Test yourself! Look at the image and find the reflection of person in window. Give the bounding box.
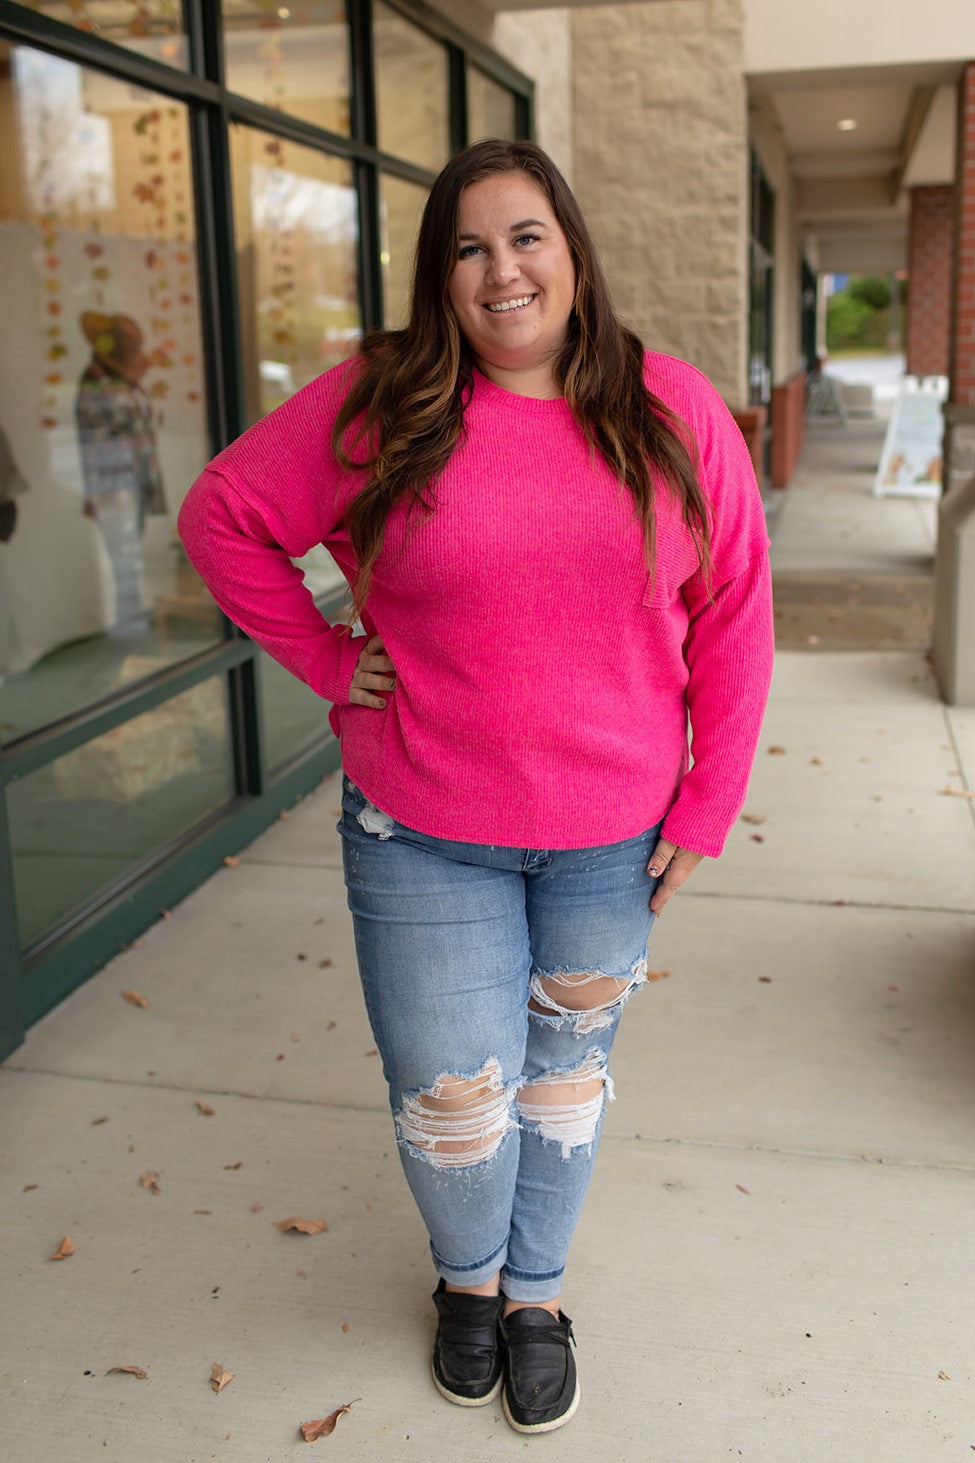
[0,422,29,544]
[75,312,166,627]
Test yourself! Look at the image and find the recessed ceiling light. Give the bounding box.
[837,118,858,131]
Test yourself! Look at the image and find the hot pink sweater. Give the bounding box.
[178,352,773,856]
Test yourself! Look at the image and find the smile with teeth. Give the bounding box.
[485,294,536,313]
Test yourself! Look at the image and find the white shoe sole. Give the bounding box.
[502,1377,581,1433]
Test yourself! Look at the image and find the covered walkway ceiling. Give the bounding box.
[473,0,961,278]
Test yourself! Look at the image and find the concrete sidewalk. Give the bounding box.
[2,421,975,1461]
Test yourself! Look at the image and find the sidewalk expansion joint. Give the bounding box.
[682,890,975,917]
[601,1129,975,1176]
[0,1065,389,1115]
[941,705,975,835]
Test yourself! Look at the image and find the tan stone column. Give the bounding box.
[569,0,748,407]
[933,62,975,705]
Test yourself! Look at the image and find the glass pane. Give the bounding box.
[258,649,334,770]
[16,1,187,69]
[379,174,427,330]
[374,2,449,172]
[0,45,220,742]
[8,676,233,947]
[229,124,360,601]
[223,1,350,135]
[467,68,517,143]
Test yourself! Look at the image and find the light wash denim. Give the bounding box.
[338,775,662,1303]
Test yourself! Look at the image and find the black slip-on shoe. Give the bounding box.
[431,1279,504,1406]
[500,1305,580,1433]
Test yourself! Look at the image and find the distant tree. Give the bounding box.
[846,275,892,310]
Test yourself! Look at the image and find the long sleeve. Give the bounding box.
[178,465,363,706]
[176,368,366,707]
[658,549,774,856]
[653,361,775,857]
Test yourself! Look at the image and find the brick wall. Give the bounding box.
[906,185,953,378]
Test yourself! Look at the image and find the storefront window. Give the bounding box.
[0,43,219,742]
[8,674,233,947]
[373,2,448,172]
[468,67,517,142]
[379,173,427,329]
[229,123,359,610]
[223,0,350,135]
[14,1,187,69]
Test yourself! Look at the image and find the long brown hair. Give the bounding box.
[333,139,710,615]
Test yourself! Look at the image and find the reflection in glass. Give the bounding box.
[230,127,359,604]
[14,0,187,69]
[379,174,428,330]
[8,676,233,947]
[258,648,335,771]
[468,68,517,143]
[0,43,219,741]
[374,2,449,172]
[223,0,350,135]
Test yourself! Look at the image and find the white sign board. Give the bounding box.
[874,377,947,500]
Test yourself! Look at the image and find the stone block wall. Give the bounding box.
[570,0,749,405]
[906,185,953,379]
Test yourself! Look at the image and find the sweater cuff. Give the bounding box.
[330,631,368,707]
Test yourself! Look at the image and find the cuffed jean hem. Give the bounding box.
[431,1237,508,1289]
[500,1267,566,1304]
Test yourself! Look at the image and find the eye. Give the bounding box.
[514,233,540,247]
[457,243,482,260]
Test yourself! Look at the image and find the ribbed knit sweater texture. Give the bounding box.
[178,352,773,856]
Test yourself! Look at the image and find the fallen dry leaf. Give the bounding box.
[278,809,290,820]
[139,1171,161,1195]
[196,1100,216,1116]
[939,1370,951,1381]
[160,908,172,919]
[106,1365,147,1379]
[224,1161,242,1171]
[251,1203,263,1213]
[92,1116,109,1125]
[222,855,240,867]
[23,1183,38,1192]
[767,745,787,756]
[758,976,772,983]
[740,814,766,825]
[810,756,824,766]
[194,1209,212,1215]
[210,1364,234,1393]
[319,957,333,969]
[341,1322,350,1333]
[749,834,764,843]
[49,1235,75,1260]
[645,969,671,981]
[122,989,149,1008]
[299,1400,360,1441]
[275,1217,328,1235]
[364,1048,378,1057]
[325,1020,337,1032]
[940,786,975,799]
[736,1184,750,1195]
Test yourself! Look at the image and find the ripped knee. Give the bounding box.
[517,1053,613,1158]
[395,1059,515,1169]
[528,955,648,1032]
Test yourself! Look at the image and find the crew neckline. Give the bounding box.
[470,366,572,415]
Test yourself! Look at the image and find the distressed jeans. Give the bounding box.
[338,775,662,1303]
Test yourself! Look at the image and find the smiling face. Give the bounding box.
[446,171,576,396]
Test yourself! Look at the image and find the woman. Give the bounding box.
[179,139,773,1435]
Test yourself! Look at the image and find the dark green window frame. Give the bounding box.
[0,0,532,1059]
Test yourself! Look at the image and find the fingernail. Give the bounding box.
[648,865,660,876]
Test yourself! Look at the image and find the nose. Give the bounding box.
[485,246,520,288]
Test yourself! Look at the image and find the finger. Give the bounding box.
[649,849,704,914]
[647,838,676,877]
[354,667,396,692]
[349,685,388,709]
